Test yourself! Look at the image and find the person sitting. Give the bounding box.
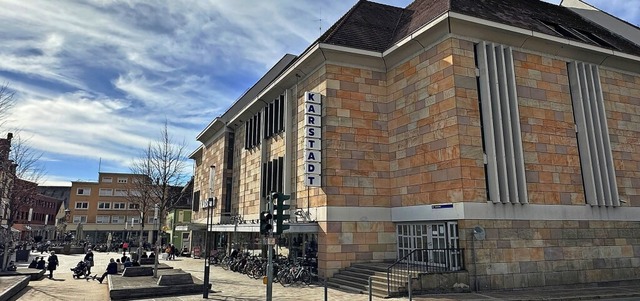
[140,252,148,259]
[148,251,155,259]
[123,257,133,268]
[115,259,123,273]
[92,258,117,284]
[132,259,141,267]
[28,257,38,268]
[120,255,128,263]
[36,257,46,269]
[7,261,17,271]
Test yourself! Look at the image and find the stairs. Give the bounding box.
[327,262,414,298]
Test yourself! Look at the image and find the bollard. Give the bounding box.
[368,276,372,301]
[324,277,328,301]
[408,272,412,301]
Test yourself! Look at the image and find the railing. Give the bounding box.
[386,248,465,296]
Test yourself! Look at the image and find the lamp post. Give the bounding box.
[153,204,159,278]
[64,209,70,243]
[203,197,214,298]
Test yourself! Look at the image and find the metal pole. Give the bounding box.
[324,277,328,301]
[266,200,274,301]
[408,272,412,301]
[266,242,273,301]
[203,202,212,298]
[368,276,372,301]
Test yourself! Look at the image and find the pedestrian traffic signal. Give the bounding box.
[272,192,290,235]
[260,211,273,235]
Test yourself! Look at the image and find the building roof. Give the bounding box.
[318,0,640,56]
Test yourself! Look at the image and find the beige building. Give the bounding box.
[68,172,158,246]
[190,0,640,295]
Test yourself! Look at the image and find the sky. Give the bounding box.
[0,0,637,187]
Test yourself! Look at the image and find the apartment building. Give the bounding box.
[190,0,640,292]
[68,172,159,245]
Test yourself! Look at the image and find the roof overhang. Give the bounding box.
[188,145,203,161]
[444,11,640,73]
[207,222,318,233]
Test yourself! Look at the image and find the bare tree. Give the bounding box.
[0,133,46,270]
[129,122,189,277]
[0,83,16,130]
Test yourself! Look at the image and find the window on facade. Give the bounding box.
[264,94,285,139]
[192,190,200,212]
[147,216,156,224]
[224,177,233,213]
[114,189,128,196]
[76,188,91,196]
[113,202,126,209]
[244,111,261,149]
[72,215,87,223]
[98,202,111,209]
[475,41,528,204]
[99,188,113,196]
[111,215,125,224]
[261,157,284,197]
[129,217,141,224]
[102,177,113,183]
[75,202,89,209]
[226,132,235,168]
[129,189,142,197]
[567,61,620,207]
[96,215,110,224]
[128,203,140,210]
[117,177,128,183]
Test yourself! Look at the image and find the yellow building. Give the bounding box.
[68,172,158,247]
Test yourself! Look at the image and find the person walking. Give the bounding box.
[47,251,59,279]
[84,248,94,274]
[92,258,117,284]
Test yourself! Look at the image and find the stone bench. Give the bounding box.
[157,273,194,286]
[121,266,153,277]
[139,258,155,265]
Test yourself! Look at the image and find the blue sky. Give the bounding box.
[0,0,637,186]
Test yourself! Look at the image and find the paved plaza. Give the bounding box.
[7,250,640,301]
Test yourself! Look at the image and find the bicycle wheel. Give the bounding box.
[300,269,311,285]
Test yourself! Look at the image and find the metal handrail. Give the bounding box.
[386,248,465,296]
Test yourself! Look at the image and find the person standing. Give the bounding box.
[84,248,94,274]
[122,241,129,254]
[47,251,59,279]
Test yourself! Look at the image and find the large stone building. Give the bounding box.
[68,172,159,245]
[190,0,640,293]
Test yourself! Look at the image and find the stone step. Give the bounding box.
[327,277,390,298]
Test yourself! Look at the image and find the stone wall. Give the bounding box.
[460,220,640,290]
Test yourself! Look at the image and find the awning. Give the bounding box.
[208,222,318,233]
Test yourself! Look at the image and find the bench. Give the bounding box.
[139,258,155,265]
[121,266,153,277]
[156,273,194,286]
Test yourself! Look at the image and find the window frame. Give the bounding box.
[75,202,89,210]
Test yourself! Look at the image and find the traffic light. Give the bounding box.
[272,192,290,235]
[260,211,273,235]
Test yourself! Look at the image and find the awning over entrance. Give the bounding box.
[174,223,206,231]
[207,222,319,233]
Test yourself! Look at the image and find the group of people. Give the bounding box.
[27,251,59,279]
[164,244,177,260]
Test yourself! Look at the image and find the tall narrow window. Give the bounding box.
[567,62,619,207]
[476,41,528,204]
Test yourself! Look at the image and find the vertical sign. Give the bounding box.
[304,92,322,187]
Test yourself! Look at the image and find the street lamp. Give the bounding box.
[203,197,214,298]
[64,209,70,243]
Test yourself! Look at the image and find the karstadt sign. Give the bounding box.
[304,92,321,187]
